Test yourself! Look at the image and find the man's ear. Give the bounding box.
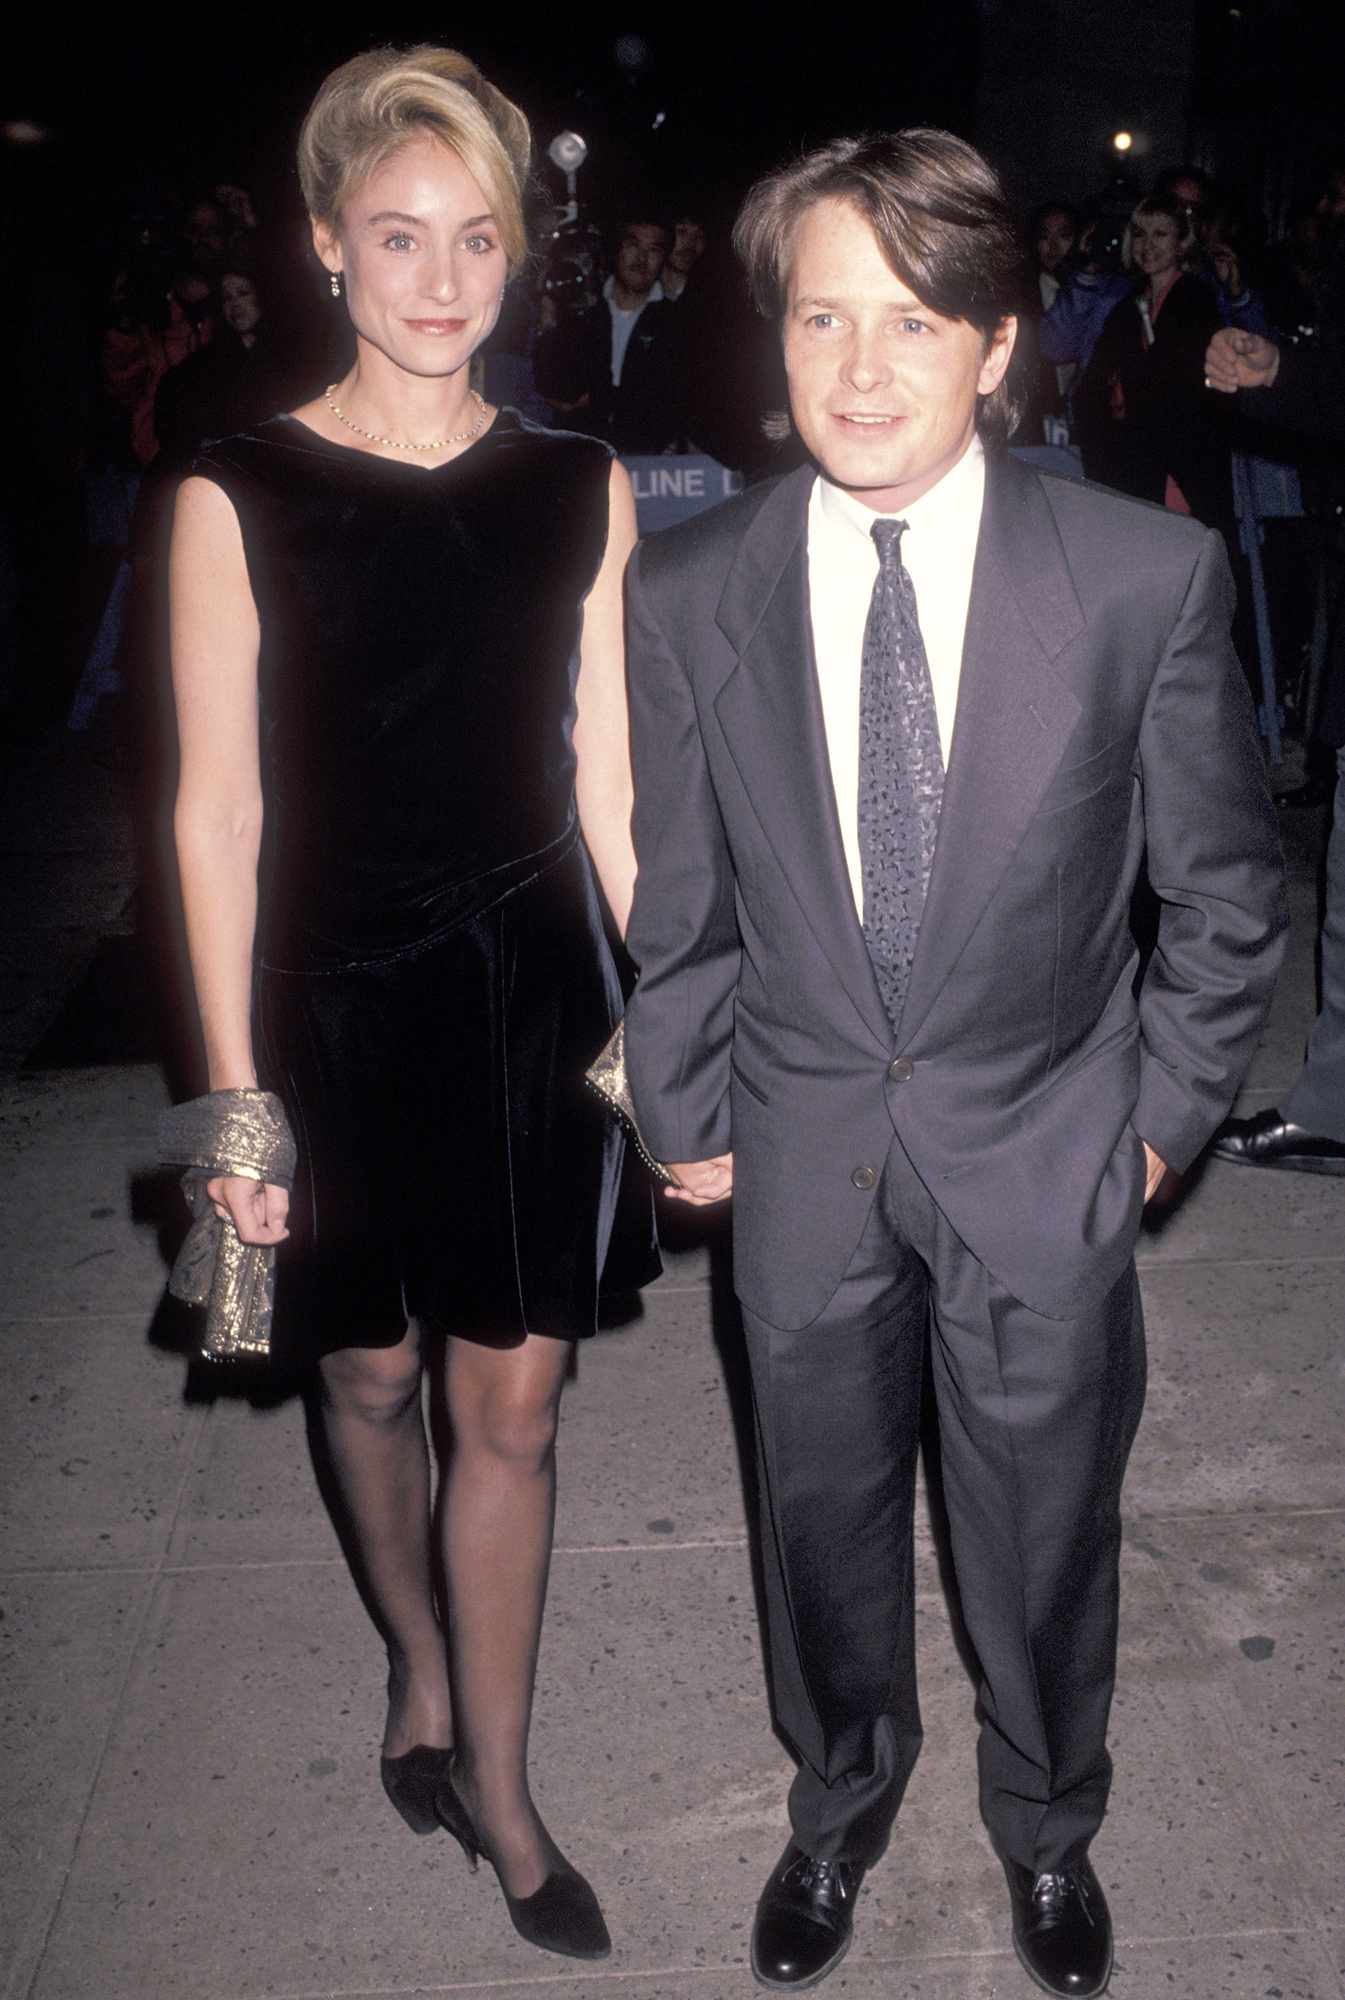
[978,315,1018,396]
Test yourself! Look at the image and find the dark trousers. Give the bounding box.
[741,1135,1146,1873]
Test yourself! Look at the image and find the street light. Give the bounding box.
[548,130,588,226]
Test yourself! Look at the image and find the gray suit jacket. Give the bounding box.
[622,451,1287,1327]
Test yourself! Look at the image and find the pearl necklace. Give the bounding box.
[322,385,489,452]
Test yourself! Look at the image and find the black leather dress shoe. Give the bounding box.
[1004,1858,1113,1998]
[1211,1108,1345,1176]
[751,1840,864,1990]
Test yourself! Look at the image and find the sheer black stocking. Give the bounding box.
[317,1326,453,1756]
[440,1331,573,1900]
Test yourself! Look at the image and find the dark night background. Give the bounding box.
[4,14,982,234]
[6,5,1343,257]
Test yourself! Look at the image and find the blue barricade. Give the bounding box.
[622,455,744,535]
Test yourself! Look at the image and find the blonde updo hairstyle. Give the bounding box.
[298,45,532,272]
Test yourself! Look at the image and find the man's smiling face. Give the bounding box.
[782,196,1015,513]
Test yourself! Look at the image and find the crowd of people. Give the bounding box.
[72,154,1345,480]
[1023,162,1344,516]
[22,134,1342,751]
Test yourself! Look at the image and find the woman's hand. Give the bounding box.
[206,1174,290,1244]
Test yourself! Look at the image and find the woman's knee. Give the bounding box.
[456,1379,562,1470]
[321,1338,422,1423]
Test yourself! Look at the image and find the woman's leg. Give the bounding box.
[318,1324,453,1755]
[440,1331,573,1898]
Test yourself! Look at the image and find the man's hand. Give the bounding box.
[664,1154,734,1205]
[1142,1143,1168,1205]
[206,1173,290,1245]
[1204,326,1280,395]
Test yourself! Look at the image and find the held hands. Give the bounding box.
[665,1147,1163,1207]
[664,1153,734,1206]
[206,1173,290,1245]
[1204,326,1281,395]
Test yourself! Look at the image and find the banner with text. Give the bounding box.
[621,455,745,536]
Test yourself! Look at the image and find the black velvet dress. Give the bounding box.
[190,409,657,1366]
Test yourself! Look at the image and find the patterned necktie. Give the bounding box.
[858,517,945,1032]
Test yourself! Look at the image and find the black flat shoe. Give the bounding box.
[1004,1857,1113,1999]
[1210,1108,1345,1176]
[435,1770,611,1961]
[751,1840,864,1991]
[380,1744,457,1835]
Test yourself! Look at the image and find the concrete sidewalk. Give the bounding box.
[1,720,1342,2000]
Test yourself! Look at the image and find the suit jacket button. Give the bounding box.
[851,1164,877,1190]
[888,1056,915,1083]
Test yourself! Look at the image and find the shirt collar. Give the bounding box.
[815,434,985,549]
[603,275,664,309]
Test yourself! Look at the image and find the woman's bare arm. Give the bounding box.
[573,458,640,937]
[170,473,288,1242]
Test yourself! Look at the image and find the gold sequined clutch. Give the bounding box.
[585,1021,677,1185]
[159,1089,297,1362]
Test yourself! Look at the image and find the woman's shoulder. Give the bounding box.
[188,415,308,485]
[491,408,615,470]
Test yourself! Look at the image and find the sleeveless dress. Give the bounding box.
[190,409,657,1366]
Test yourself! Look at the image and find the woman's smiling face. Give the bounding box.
[315,133,507,379]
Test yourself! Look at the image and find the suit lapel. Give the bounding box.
[708,453,1087,1053]
[713,468,892,1048]
[897,453,1085,1042]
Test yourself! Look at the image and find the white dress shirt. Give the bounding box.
[807,436,986,919]
[604,275,664,386]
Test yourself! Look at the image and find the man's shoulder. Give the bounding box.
[639,295,680,326]
[633,465,808,590]
[1029,462,1212,571]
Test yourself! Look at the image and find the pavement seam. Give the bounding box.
[7,1399,213,2000]
[0,1537,755,1582]
[1131,1503,1345,1523]
[0,1311,172,1325]
[13,1505,1345,1580]
[1136,1252,1345,1268]
[172,1925,1334,1999]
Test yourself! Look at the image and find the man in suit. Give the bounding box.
[621,132,1286,1996]
[535,211,687,452]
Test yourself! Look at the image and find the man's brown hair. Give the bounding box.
[733,128,1026,445]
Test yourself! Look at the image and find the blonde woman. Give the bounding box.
[170,45,653,1962]
[1075,192,1227,525]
